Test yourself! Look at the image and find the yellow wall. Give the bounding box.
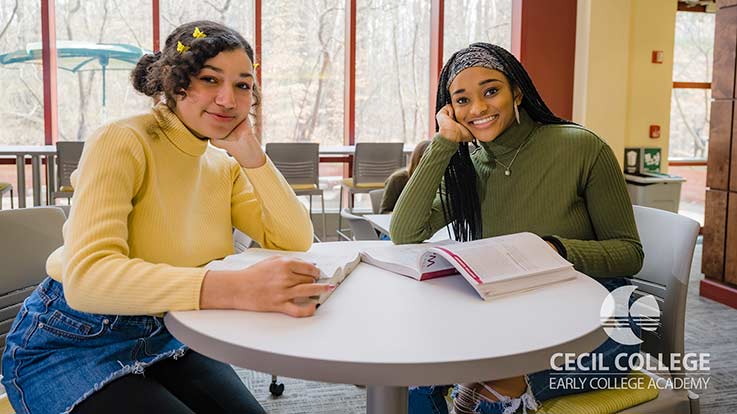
[573,0,677,172]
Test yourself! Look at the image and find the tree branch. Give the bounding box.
[0,0,19,41]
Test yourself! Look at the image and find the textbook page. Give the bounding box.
[206,247,361,304]
[427,232,572,285]
[360,240,458,280]
[207,248,360,281]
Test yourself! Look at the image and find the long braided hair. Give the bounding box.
[436,43,571,241]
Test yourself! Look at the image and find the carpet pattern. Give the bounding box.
[235,240,737,413]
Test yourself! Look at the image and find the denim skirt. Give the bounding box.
[1,277,188,414]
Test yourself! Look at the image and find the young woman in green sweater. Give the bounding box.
[391,43,643,414]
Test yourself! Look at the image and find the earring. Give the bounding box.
[514,103,520,124]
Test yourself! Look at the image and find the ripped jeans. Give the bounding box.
[1,277,240,414]
[408,277,640,414]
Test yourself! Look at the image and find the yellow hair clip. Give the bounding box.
[176,41,190,54]
[193,27,207,39]
[253,63,260,69]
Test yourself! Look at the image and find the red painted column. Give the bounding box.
[344,0,356,146]
[428,0,444,136]
[254,0,262,86]
[152,0,160,52]
[41,0,58,145]
[253,0,263,142]
[511,0,577,120]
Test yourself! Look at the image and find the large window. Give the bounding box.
[444,0,512,62]
[669,9,714,225]
[0,1,44,146]
[438,0,513,138]
[669,10,714,160]
[55,0,153,142]
[160,1,254,47]
[355,0,430,144]
[260,0,344,145]
[0,1,42,206]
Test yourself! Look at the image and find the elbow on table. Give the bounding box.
[389,226,425,245]
[61,257,113,314]
[264,230,313,252]
[606,241,645,278]
[60,276,101,314]
[291,232,313,252]
[628,242,645,277]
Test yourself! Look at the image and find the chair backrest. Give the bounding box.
[340,208,379,240]
[353,143,404,186]
[265,143,320,187]
[0,207,66,354]
[369,189,384,214]
[56,141,85,188]
[628,205,700,374]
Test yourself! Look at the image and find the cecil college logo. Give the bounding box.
[600,286,660,345]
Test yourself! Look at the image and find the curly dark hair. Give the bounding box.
[131,20,259,109]
[436,43,572,242]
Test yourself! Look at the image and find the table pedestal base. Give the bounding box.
[367,385,408,414]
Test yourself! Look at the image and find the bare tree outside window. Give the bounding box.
[444,0,512,62]
[261,0,344,145]
[54,0,153,142]
[669,11,714,160]
[0,0,43,146]
[355,0,430,144]
[160,0,254,47]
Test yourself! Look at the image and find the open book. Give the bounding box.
[360,232,576,300]
[206,243,362,305]
[206,232,575,304]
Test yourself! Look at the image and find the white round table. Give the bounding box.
[165,241,609,414]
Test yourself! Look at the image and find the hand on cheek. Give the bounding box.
[210,116,266,168]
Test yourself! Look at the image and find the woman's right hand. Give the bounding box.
[436,104,473,143]
[199,256,334,317]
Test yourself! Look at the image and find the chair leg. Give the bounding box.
[337,185,344,239]
[308,195,317,241]
[337,188,358,241]
[320,194,326,241]
[269,375,284,397]
[688,391,700,414]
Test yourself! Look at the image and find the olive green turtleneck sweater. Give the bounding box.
[390,110,643,278]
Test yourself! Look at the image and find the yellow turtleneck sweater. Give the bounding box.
[45,104,313,315]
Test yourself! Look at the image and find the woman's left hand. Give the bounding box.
[210,115,266,168]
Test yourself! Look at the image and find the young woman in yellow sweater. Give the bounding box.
[1,21,331,414]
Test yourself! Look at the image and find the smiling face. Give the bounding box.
[173,49,255,139]
[449,67,521,142]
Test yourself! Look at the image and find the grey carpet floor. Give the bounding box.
[235,239,737,413]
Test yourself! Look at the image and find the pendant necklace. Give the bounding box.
[493,134,533,176]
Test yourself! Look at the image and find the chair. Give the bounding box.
[337,143,403,240]
[623,205,701,413]
[0,207,65,413]
[55,204,71,219]
[540,206,700,414]
[52,141,84,204]
[265,143,326,241]
[0,182,12,210]
[368,189,384,214]
[339,208,379,241]
[0,207,66,409]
